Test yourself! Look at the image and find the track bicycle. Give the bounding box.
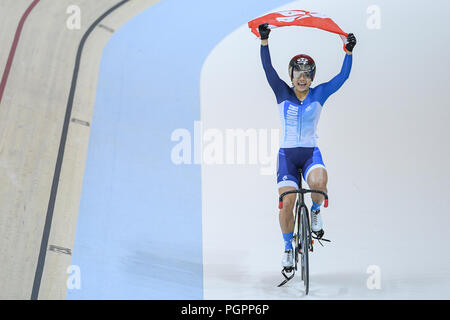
[277,168,329,295]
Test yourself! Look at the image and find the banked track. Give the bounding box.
[0,0,158,300]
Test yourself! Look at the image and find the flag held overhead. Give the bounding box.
[248,10,349,50]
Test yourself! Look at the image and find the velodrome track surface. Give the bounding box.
[1,0,450,300]
[0,0,158,299]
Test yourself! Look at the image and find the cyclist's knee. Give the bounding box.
[279,194,296,213]
[307,169,327,189]
[309,180,326,190]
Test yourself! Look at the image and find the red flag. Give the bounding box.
[248,10,349,49]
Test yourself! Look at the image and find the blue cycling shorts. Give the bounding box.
[276,147,325,189]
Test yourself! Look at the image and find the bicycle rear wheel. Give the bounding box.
[301,206,309,294]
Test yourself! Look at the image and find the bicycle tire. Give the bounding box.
[301,206,309,294]
[294,201,300,272]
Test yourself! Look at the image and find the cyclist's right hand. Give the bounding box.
[258,23,271,40]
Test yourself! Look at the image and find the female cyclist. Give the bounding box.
[258,23,357,268]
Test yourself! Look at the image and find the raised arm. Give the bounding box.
[315,33,357,105]
[259,24,290,104]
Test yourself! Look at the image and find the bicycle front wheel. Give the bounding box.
[301,206,310,295]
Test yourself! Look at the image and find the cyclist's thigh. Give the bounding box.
[302,147,326,183]
[277,148,300,189]
[277,148,299,208]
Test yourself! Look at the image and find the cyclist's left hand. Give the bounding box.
[345,33,357,52]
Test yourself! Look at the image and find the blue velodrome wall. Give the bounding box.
[67,0,281,299]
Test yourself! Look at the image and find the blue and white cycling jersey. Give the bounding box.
[260,44,352,148]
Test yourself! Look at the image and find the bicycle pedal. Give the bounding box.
[278,266,296,287]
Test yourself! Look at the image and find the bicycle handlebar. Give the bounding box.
[278,189,328,210]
